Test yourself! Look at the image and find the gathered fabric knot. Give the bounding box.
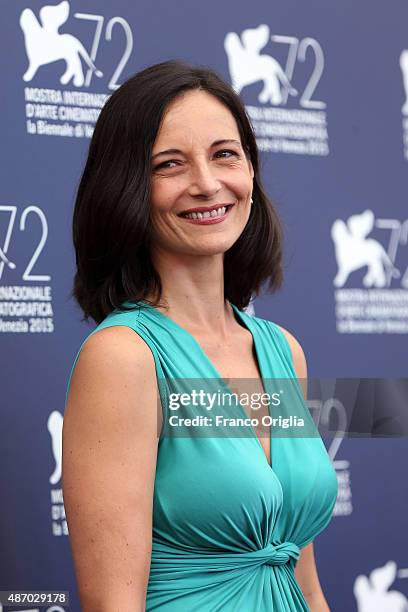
[261,541,301,566]
[229,540,300,569]
[148,539,303,598]
[149,539,301,591]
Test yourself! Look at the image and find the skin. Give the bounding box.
[148,88,254,315]
[148,91,330,609]
[62,89,330,611]
[281,329,331,611]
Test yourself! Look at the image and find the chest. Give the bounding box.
[191,326,271,462]
[194,326,262,381]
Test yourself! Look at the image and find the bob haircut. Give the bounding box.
[71,59,284,325]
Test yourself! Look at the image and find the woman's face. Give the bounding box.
[149,89,254,257]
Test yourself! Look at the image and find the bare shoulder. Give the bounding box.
[274,323,308,380]
[65,324,160,439]
[76,324,156,375]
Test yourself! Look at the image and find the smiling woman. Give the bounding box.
[63,59,337,612]
[69,60,283,324]
[148,88,255,266]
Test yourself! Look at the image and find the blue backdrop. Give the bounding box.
[1,1,407,610]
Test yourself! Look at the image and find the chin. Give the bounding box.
[188,236,240,256]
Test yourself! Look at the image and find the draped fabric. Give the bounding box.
[66,300,338,611]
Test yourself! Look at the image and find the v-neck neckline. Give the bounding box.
[136,299,273,470]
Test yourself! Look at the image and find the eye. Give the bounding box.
[154,159,179,170]
[215,149,239,159]
[153,149,239,171]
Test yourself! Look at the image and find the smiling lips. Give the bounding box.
[178,203,235,224]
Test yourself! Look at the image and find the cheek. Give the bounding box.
[150,179,183,213]
[229,169,252,195]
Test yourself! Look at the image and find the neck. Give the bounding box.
[144,249,236,336]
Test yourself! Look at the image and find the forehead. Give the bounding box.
[154,90,240,144]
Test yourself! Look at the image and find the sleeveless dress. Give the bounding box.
[65,300,338,611]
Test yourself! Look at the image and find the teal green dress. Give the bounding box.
[65,300,338,611]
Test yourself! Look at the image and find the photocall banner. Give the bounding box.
[1,1,407,610]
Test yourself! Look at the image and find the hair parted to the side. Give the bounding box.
[71,59,284,325]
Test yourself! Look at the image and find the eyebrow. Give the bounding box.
[151,139,242,160]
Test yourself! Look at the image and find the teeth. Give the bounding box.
[184,206,227,220]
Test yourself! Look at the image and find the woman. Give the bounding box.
[62,60,338,611]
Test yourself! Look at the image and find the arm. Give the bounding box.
[294,543,330,612]
[276,325,331,612]
[62,326,159,612]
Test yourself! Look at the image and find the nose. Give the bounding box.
[187,159,222,199]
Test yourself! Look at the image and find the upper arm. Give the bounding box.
[275,331,329,602]
[275,324,308,399]
[62,326,159,611]
[294,542,324,598]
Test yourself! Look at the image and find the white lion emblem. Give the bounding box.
[331,209,400,288]
[224,24,297,105]
[20,0,103,87]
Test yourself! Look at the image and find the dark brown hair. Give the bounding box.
[71,59,284,324]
